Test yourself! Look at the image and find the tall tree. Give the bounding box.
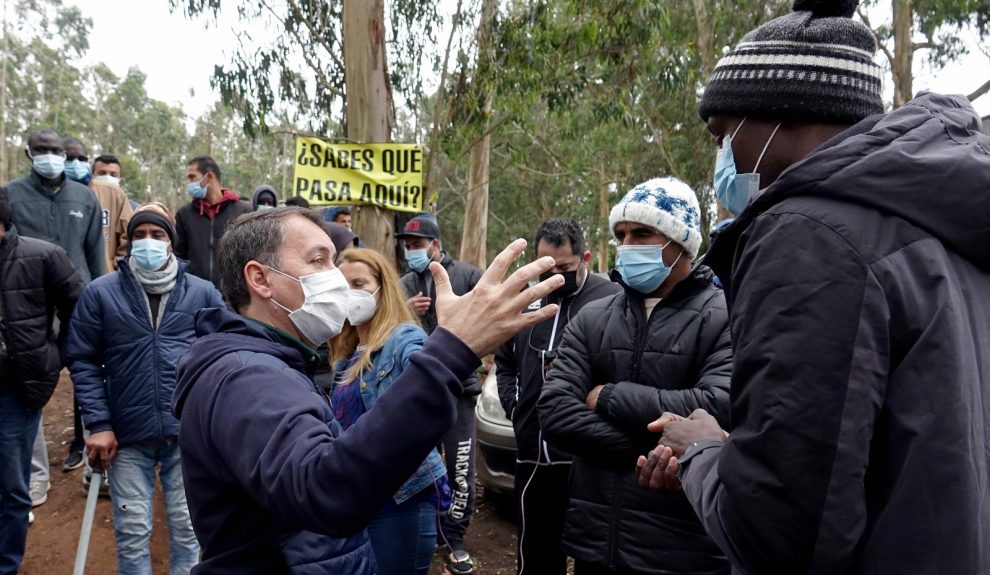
[458,0,498,269]
[343,0,397,263]
[859,0,990,107]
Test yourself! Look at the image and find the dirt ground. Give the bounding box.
[20,373,520,574]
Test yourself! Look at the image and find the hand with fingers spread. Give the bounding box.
[431,238,563,357]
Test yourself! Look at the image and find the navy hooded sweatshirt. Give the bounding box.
[171,307,479,574]
[682,92,990,574]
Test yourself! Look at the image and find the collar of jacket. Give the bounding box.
[246,318,322,373]
[28,169,64,195]
[195,188,239,219]
[609,266,713,305]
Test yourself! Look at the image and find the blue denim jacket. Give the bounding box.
[336,322,447,504]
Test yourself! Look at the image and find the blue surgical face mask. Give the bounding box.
[30,152,66,179]
[186,176,207,199]
[405,246,433,273]
[713,118,781,216]
[130,238,171,271]
[64,160,91,183]
[616,241,683,294]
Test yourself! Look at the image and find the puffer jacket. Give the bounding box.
[401,252,483,394]
[174,190,251,288]
[333,322,447,504]
[0,225,84,409]
[538,265,732,574]
[680,92,990,575]
[172,307,478,573]
[65,258,224,446]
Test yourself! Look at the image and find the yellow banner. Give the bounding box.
[292,138,425,213]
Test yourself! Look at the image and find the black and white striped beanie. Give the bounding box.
[699,0,883,124]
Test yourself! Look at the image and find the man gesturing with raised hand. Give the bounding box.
[171,207,562,575]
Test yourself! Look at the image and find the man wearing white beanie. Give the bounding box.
[538,177,733,574]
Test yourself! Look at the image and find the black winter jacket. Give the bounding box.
[6,170,104,283]
[401,253,483,394]
[680,92,990,575]
[0,225,84,409]
[174,193,251,288]
[495,272,620,462]
[538,266,732,574]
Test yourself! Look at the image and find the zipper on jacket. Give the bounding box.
[607,473,621,569]
[208,218,214,283]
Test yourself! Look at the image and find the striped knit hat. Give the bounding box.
[609,177,702,259]
[699,0,883,124]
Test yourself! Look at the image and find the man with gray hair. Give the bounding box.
[171,207,564,573]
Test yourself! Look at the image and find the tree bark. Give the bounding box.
[0,0,8,180]
[343,0,395,265]
[458,0,498,269]
[892,0,914,108]
[597,175,609,274]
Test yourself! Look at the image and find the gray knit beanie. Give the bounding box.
[699,0,884,124]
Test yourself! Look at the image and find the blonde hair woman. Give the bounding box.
[329,248,447,575]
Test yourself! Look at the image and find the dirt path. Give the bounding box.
[21,373,519,574]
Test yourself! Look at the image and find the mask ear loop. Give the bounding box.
[752,123,782,174]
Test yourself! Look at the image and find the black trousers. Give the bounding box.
[438,394,477,546]
[514,461,570,575]
[574,561,645,575]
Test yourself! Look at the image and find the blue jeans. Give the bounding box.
[108,439,199,575]
[367,496,437,575]
[0,386,41,575]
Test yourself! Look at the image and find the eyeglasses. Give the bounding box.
[66,155,89,163]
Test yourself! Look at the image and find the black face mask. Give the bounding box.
[541,269,580,301]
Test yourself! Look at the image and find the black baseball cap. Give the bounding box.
[396,213,441,240]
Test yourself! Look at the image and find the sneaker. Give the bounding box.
[29,481,48,507]
[28,511,35,525]
[443,544,474,575]
[63,447,84,471]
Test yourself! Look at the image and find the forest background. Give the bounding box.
[2,0,988,270]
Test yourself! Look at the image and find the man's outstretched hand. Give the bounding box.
[432,238,562,357]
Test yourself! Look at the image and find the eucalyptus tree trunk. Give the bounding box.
[343,0,396,265]
[459,0,498,269]
[892,0,914,108]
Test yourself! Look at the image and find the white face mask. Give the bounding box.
[94,174,121,187]
[269,266,350,345]
[347,287,380,326]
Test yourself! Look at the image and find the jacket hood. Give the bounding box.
[724,92,990,271]
[252,185,278,210]
[171,307,307,418]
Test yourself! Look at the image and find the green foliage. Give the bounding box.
[432,0,789,264]
[170,0,444,137]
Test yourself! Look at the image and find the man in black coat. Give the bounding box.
[496,218,619,574]
[0,187,84,572]
[538,178,732,575]
[638,3,990,574]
